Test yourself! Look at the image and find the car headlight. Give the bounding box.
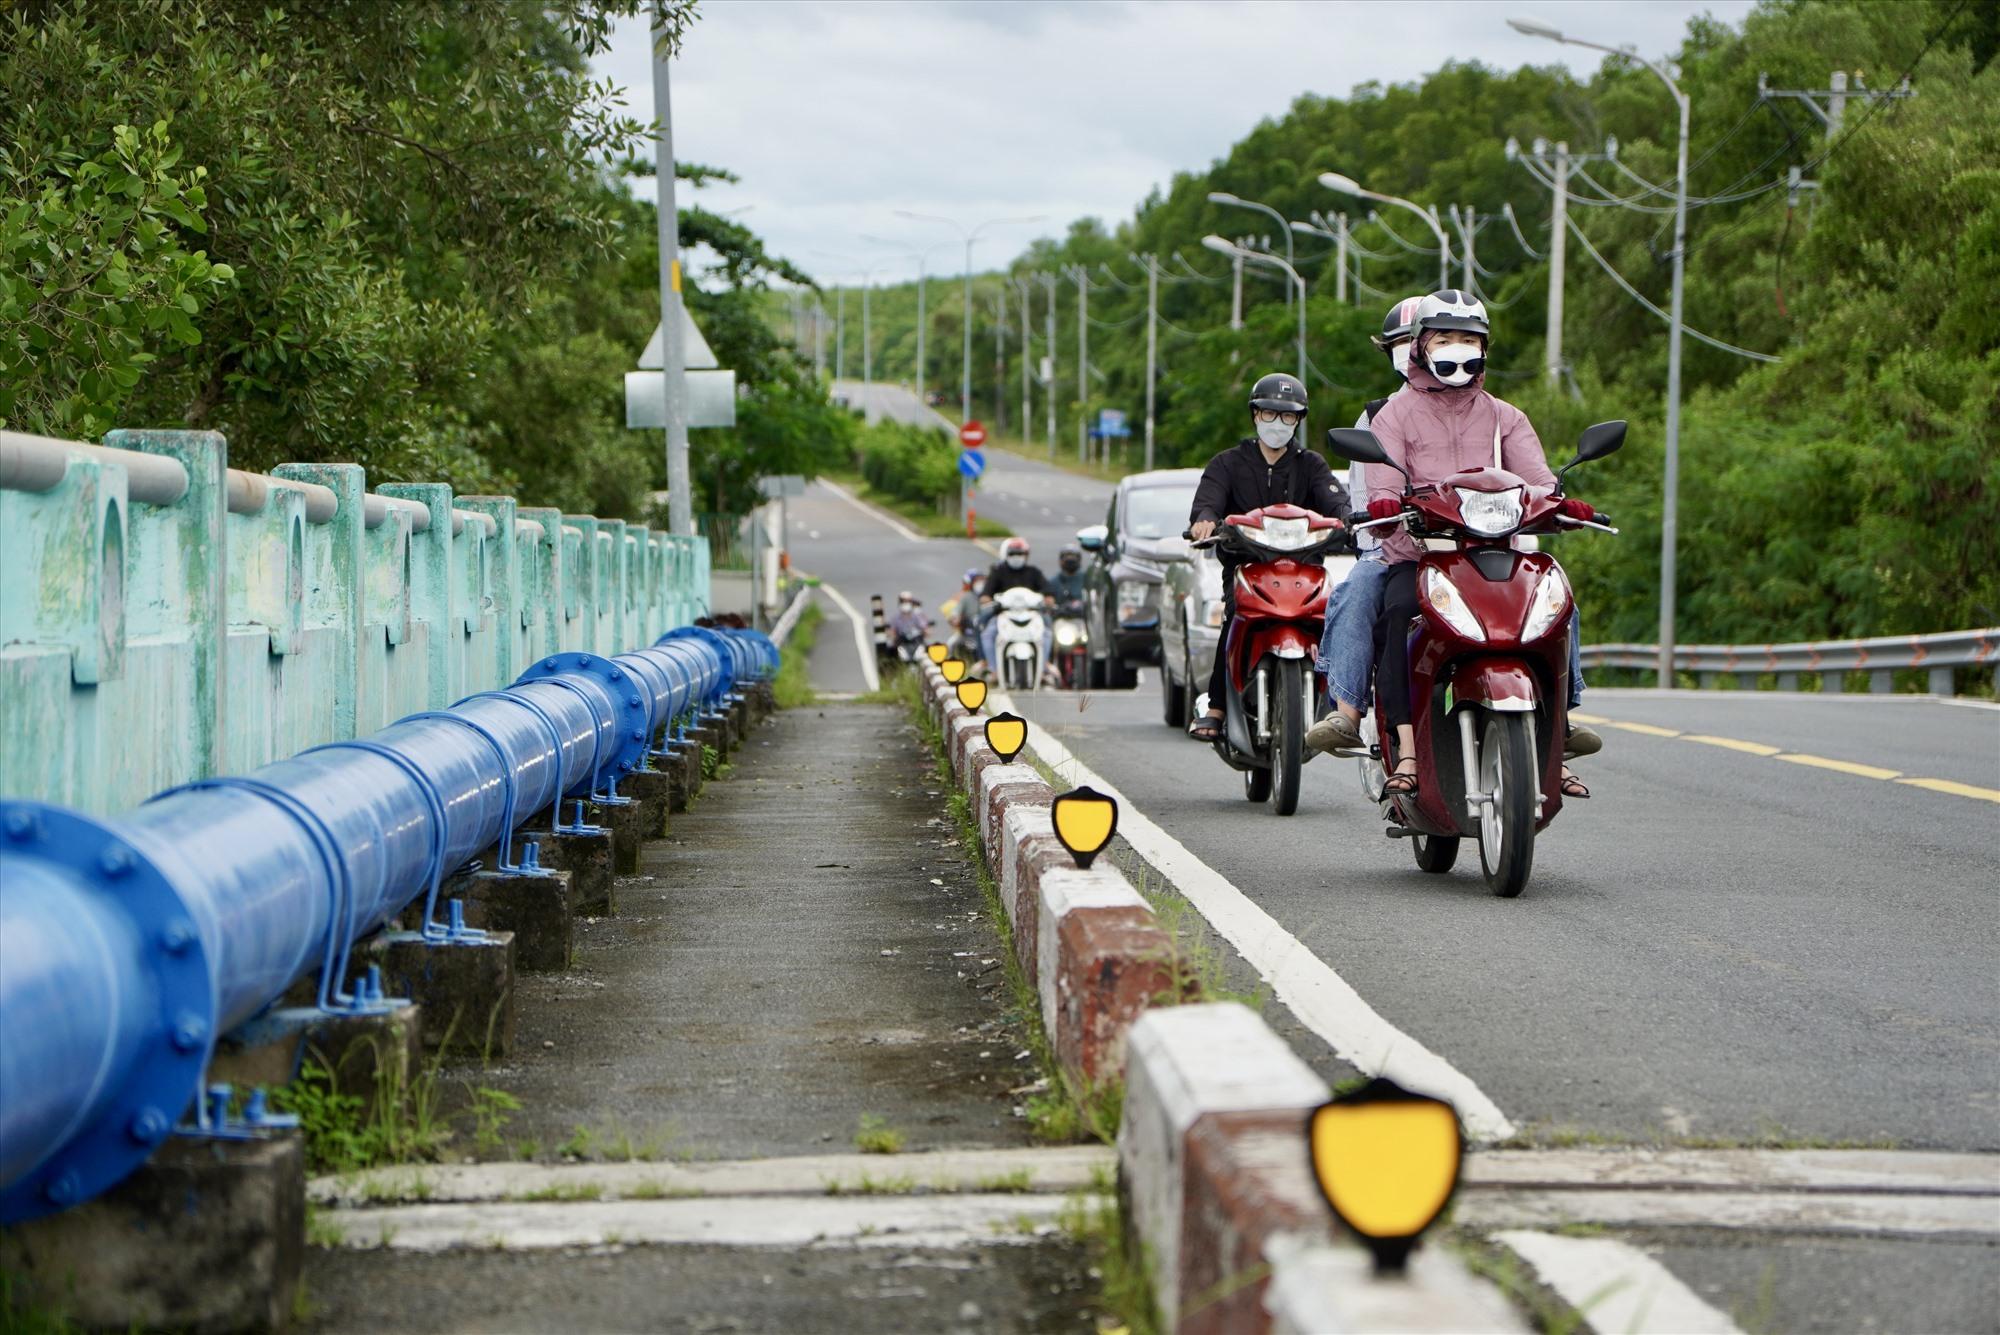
[1203,599,1227,629]
[1521,565,1571,642]
[1456,487,1525,538]
[1422,565,1487,642]
[1117,582,1151,614]
[1054,620,1083,647]
[1254,515,1314,551]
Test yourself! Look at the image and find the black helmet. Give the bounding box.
[1372,296,1424,351]
[1248,372,1308,415]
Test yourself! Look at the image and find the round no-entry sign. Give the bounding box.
[959,420,986,448]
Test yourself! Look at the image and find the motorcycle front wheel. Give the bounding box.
[1271,657,1305,816]
[1477,711,1537,898]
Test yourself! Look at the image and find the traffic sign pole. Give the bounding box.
[958,421,986,540]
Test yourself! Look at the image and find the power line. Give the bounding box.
[1565,215,1780,362]
[1500,202,1544,259]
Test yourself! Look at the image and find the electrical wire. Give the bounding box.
[1501,203,1545,259]
[1565,215,1780,362]
[1365,213,1443,254]
[1087,311,1143,331]
[1303,351,1365,395]
[1351,268,1399,302]
[1569,164,1681,213]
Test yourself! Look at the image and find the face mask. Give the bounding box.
[898,601,913,612]
[1006,555,1026,569]
[1428,342,1485,387]
[1390,343,1413,378]
[1254,418,1296,450]
[1060,559,1079,573]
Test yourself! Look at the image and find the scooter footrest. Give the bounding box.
[1384,826,1418,839]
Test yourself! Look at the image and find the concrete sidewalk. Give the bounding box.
[303,704,1097,1333]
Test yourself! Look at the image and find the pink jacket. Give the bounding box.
[1363,357,1556,565]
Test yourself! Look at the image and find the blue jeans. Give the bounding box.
[1315,558,1585,713]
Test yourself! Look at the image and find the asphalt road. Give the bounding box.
[786,394,2000,1330]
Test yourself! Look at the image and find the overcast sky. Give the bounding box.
[592,0,1758,288]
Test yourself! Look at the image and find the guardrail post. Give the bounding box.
[564,515,599,653]
[518,508,563,663]
[1929,666,1954,696]
[378,483,456,708]
[276,464,364,745]
[109,429,229,793]
[457,497,520,688]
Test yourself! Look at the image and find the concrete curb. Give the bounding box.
[912,663,1522,1334]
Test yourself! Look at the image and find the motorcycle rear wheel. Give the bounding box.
[1412,833,1460,873]
[1271,658,1305,816]
[1244,762,1272,803]
[1161,621,1188,725]
[1477,711,1537,898]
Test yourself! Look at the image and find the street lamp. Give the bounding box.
[1209,192,1295,307]
[860,235,951,409]
[1204,234,1307,383]
[1510,14,1690,688]
[1318,172,1452,291]
[894,211,1048,423]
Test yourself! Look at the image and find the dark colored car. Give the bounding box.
[1078,468,1201,688]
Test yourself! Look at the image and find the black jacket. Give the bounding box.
[982,562,1050,598]
[1190,439,1350,533]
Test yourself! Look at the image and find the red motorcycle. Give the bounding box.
[1325,422,1624,897]
[1190,504,1349,816]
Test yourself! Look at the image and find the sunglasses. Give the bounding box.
[1431,355,1486,378]
[1253,409,1302,425]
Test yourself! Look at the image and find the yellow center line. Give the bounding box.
[1608,720,1682,738]
[1896,776,2000,804]
[1680,734,1783,757]
[1776,753,1902,781]
[1569,711,1611,725]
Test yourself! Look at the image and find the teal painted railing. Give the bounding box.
[0,429,709,815]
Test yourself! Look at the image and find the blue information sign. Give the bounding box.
[958,449,986,480]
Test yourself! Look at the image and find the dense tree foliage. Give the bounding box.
[851,0,1997,643]
[2,0,850,520]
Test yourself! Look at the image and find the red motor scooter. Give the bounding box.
[1190,504,1351,816]
[1324,421,1625,897]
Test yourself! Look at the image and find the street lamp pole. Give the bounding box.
[896,211,1047,424]
[1318,172,1452,291]
[1209,192,1296,308]
[1510,15,1689,686]
[1204,235,1306,384]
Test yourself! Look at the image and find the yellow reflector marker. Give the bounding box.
[1050,786,1118,869]
[1309,1077,1462,1274]
[1777,753,1901,781]
[1609,720,1682,737]
[955,679,988,712]
[1896,776,2000,803]
[926,643,949,665]
[984,712,1028,763]
[1680,734,1782,756]
[939,658,968,684]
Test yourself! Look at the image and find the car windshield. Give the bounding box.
[1123,484,1195,539]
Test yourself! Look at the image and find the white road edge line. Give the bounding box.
[1494,1230,1742,1335]
[812,580,880,694]
[814,476,925,545]
[1003,700,1515,1143]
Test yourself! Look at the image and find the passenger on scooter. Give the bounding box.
[1347,290,1599,799]
[979,536,1055,673]
[1050,545,1088,615]
[1305,297,1421,758]
[1185,371,1351,742]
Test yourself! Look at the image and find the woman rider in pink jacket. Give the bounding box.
[1358,291,1597,799]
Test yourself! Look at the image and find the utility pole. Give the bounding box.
[1014,278,1032,447]
[1139,253,1159,472]
[1229,249,1243,329]
[650,4,692,536]
[834,286,845,380]
[1335,213,1349,304]
[1040,273,1057,454]
[1758,69,1912,137]
[1448,204,1477,290]
[1507,137,1611,386]
[1073,265,1089,463]
[994,284,1007,436]
[861,279,872,400]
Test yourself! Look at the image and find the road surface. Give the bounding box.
[785,387,2000,1332]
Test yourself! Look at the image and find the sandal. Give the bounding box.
[1187,714,1224,742]
[1560,768,1590,800]
[1383,758,1420,795]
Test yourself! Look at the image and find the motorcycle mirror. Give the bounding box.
[1076,524,1108,552]
[1325,427,1411,491]
[1560,420,1628,489]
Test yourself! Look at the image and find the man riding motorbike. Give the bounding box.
[1185,371,1351,742]
[980,536,1055,674]
[1337,290,1600,798]
[1050,544,1088,614]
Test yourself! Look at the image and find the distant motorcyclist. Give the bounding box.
[888,590,930,642]
[1185,371,1351,742]
[1049,544,1088,614]
[979,537,1055,673]
[942,567,984,663]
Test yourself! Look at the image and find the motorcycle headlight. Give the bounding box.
[1054,620,1083,647]
[1521,565,1571,642]
[1117,582,1151,614]
[1254,516,1314,551]
[1422,565,1487,642]
[1456,487,1525,538]
[1203,599,1227,629]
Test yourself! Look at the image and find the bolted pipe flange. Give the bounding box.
[513,652,652,782]
[0,802,213,1225]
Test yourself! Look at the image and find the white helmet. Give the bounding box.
[1414,288,1489,340]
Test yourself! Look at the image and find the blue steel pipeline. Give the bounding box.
[0,630,773,1224]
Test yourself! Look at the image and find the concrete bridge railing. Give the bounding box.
[0,429,712,814]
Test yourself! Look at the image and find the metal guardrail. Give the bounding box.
[1579,628,1997,695]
